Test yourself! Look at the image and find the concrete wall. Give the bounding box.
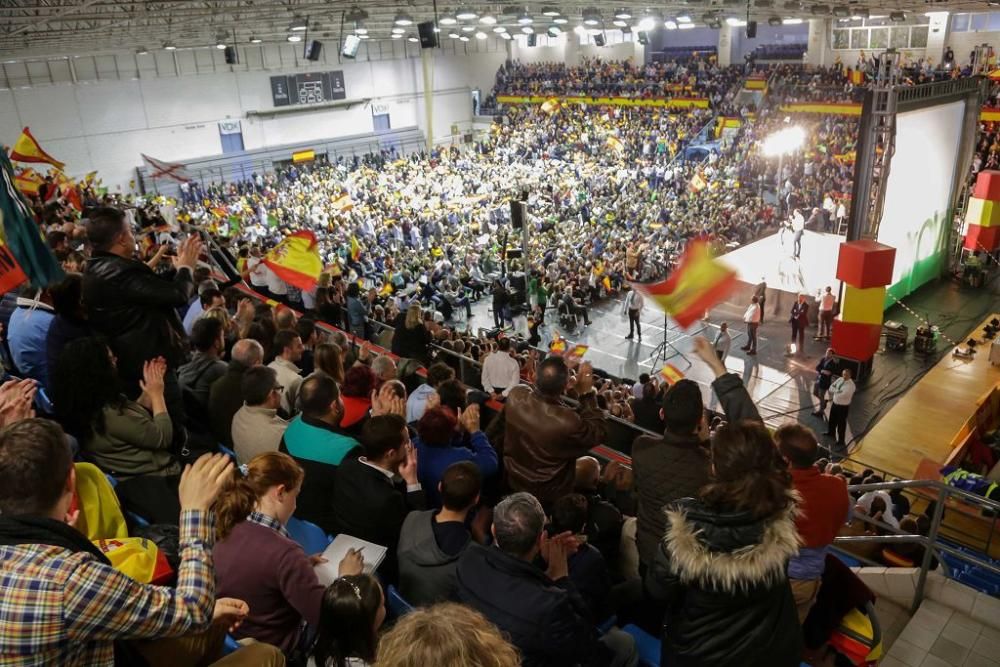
[0,42,507,189]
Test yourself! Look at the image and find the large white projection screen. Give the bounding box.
[876,100,966,303]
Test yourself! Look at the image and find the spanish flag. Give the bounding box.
[541,98,561,113]
[350,235,362,261]
[660,363,685,386]
[549,335,567,354]
[633,239,737,329]
[689,173,707,193]
[9,128,65,170]
[263,230,323,291]
[848,68,864,85]
[13,169,43,196]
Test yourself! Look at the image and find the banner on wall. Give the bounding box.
[218,120,242,135]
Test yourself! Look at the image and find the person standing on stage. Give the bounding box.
[754,279,767,323]
[826,368,856,450]
[813,348,838,417]
[714,322,732,362]
[741,296,761,356]
[789,293,809,354]
[816,286,836,341]
[791,209,806,260]
[623,287,644,342]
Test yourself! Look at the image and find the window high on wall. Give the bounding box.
[951,12,1000,33]
[831,16,929,51]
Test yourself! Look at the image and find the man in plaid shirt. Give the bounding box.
[0,418,282,666]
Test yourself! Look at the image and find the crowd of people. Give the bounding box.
[0,56,937,666]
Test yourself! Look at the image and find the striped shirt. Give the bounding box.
[0,510,216,666]
[247,510,289,539]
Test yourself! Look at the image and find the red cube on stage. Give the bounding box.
[836,240,896,289]
[973,170,1000,202]
[830,319,882,361]
[964,224,1000,252]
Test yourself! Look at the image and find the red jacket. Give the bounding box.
[791,467,850,548]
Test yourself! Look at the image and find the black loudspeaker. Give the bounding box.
[510,200,526,229]
[417,21,438,48]
[594,33,606,46]
[746,20,757,38]
[637,31,649,45]
[527,34,537,47]
[306,40,322,61]
[224,46,237,64]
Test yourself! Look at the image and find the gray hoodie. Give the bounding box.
[397,510,467,607]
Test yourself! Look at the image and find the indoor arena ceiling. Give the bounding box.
[1,0,999,58]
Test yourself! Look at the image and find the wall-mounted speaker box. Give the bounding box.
[527,34,537,47]
[224,46,237,64]
[594,33,606,46]
[306,40,322,61]
[746,20,758,38]
[417,21,438,48]
[637,31,649,45]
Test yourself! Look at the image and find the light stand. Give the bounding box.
[648,313,692,370]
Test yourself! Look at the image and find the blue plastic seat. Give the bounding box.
[285,517,332,555]
[222,634,241,655]
[386,584,413,620]
[622,624,660,667]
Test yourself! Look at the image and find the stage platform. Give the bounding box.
[853,313,1000,480]
[720,229,846,303]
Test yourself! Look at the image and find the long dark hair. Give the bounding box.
[50,336,125,438]
[700,419,792,519]
[311,575,382,667]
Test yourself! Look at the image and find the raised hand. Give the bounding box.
[458,404,481,433]
[177,453,234,512]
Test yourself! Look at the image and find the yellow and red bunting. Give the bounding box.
[9,127,65,170]
[263,230,324,291]
[633,239,737,330]
[660,363,685,385]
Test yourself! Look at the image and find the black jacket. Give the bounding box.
[208,360,250,449]
[82,253,195,382]
[456,544,609,667]
[332,458,426,584]
[644,496,802,667]
[632,373,761,566]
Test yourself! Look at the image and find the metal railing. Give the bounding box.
[834,479,1000,614]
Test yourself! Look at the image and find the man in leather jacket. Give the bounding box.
[82,207,201,443]
[504,357,607,509]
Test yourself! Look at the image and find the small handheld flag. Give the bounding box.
[660,363,685,386]
[264,230,324,291]
[10,128,65,171]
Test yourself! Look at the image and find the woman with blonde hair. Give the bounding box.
[213,451,363,657]
[312,342,346,385]
[374,603,520,667]
[390,302,431,363]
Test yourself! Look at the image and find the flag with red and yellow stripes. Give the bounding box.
[632,239,737,329]
[263,230,323,291]
[9,127,65,170]
[660,363,685,385]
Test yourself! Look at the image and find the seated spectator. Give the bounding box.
[457,492,637,667]
[406,362,455,423]
[333,414,425,583]
[231,366,289,464]
[644,419,802,666]
[45,273,91,380]
[632,338,760,570]
[305,342,346,386]
[268,330,304,416]
[504,357,606,508]
[178,317,228,411]
[214,451,361,656]
[339,365,377,437]
[8,284,56,386]
[573,456,625,564]
[281,375,361,532]
[413,406,497,508]
[775,423,850,623]
[311,574,385,667]
[374,602,521,667]
[183,284,224,335]
[398,461,482,606]
[372,355,397,387]
[209,338,263,449]
[550,493,612,620]
[630,381,664,432]
[0,421,282,666]
[295,317,317,376]
[51,337,177,479]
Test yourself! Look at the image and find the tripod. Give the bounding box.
[648,313,692,370]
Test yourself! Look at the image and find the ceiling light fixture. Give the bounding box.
[439,13,458,25]
[548,25,562,36]
[583,7,602,25]
[345,6,368,22]
[449,31,461,38]
[678,22,695,29]
[889,11,905,21]
[393,33,403,39]
[461,24,475,32]
[552,15,568,24]
[781,17,803,24]
[287,34,302,42]
[394,12,414,25]
[521,24,534,33]
[613,19,628,27]
[664,19,678,29]
[768,16,782,25]
[249,35,262,43]
[459,34,470,41]
[637,16,656,31]
[456,7,478,20]
[355,24,368,35]
[615,8,632,19]
[480,13,497,24]
[677,15,692,23]
[475,30,488,38]
[136,46,149,55]
[542,5,561,16]
[573,24,587,34]
[163,41,177,50]
[493,25,507,32]
[500,31,512,39]
[407,34,419,42]
[518,12,533,24]
[289,16,308,31]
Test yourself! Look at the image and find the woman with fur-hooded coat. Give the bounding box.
[644,418,803,667]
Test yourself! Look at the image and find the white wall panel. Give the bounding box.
[75,80,147,135]
[0,91,23,142]
[14,85,82,139]
[141,74,241,127]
